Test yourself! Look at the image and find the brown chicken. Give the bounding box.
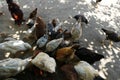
[55,44,80,62]
[6,0,24,25]
[35,17,46,39]
[61,64,79,80]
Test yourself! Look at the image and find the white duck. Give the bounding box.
[31,52,56,73]
[36,34,48,48]
[46,38,63,52]
[0,40,32,54]
[74,61,102,80]
[71,19,82,42]
[0,57,32,78]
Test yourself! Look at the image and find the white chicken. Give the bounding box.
[36,34,48,48]
[31,52,56,73]
[71,19,82,42]
[0,40,32,54]
[46,38,63,52]
[74,61,100,80]
[0,57,31,78]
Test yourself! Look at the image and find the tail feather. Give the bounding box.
[71,44,80,50]
[101,28,107,32]
[6,0,13,4]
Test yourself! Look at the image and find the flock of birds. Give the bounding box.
[0,0,120,80]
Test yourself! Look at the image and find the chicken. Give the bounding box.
[35,17,46,39]
[61,64,78,80]
[74,61,104,80]
[71,20,82,42]
[74,14,88,24]
[47,19,63,40]
[75,47,104,64]
[46,38,63,52]
[26,8,38,28]
[52,18,57,27]
[31,52,56,73]
[0,57,31,79]
[6,0,24,25]
[101,28,120,46]
[36,34,48,48]
[55,44,80,62]
[0,40,32,54]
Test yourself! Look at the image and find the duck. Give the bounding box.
[55,44,80,62]
[71,18,82,43]
[6,0,24,25]
[26,8,37,28]
[101,28,120,46]
[0,57,31,79]
[75,47,104,64]
[31,52,56,73]
[74,61,105,80]
[0,40,32,54]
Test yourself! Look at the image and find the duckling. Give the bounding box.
[55,44,80,62]
[74,61,104,80]
[101,28,120,46]
[71,18,82,43]
[31,52,56,73]
[6,0,24,25]
[0,40,32,54]
[75,47,104,64]
[0,57,31,79]
[26,8,37,28]
[46,38,63,52]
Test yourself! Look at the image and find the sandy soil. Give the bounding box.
[0,0,120,80]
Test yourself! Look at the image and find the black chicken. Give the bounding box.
[75,47,104,64]
[73,14,88,24]
[6,0,24,25]
[96,0,102,4]
[102,28,120,43]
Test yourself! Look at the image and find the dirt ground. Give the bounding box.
[0,0,120,80]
